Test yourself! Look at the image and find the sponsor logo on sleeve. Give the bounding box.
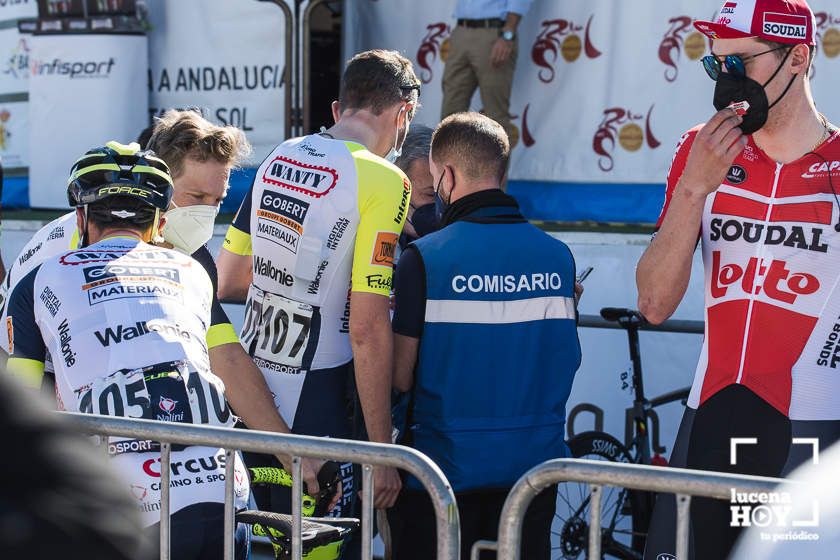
[393,178,410,224]
[365,274,393,290]
[40,286,61,317]
[326,218,351,251]
[256,190,309,254]
[57,317,76,367]
[371,231,398,267]
[262,155,338,198]
[47,225,65,241]
[726,165,748,185]
[18,242,42,266]
[763,12,809,41]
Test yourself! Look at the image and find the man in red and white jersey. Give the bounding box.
[637,0,839,557]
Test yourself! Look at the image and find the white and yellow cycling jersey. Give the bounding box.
[224,133,409,425]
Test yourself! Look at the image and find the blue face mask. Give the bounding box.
[408,203,438,238]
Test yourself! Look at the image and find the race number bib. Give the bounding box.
[241,286,315,368]
[77,361,234,427]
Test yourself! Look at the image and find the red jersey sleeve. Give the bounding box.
[655,126,701,230]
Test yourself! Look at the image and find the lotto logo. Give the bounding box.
[711,251,820,304]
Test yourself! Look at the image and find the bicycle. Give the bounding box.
[553,307,692,560]
[242,463,359,560]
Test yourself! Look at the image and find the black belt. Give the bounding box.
[457,18,504,28]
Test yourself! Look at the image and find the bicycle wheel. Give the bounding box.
[552,431,649,560]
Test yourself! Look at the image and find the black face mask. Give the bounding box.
[713,48,797,135]
[408,203,438,238]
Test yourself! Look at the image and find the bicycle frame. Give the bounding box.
[616,314,653,465]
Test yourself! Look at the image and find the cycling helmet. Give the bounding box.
[67,140,173,211]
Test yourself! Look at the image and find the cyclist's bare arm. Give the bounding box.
[350,291,401,509]
[637,109,746,324]
[393,334,419,393]
[209,341,323,494]
[216,247,252,302]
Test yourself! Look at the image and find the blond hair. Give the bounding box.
[146,109,252,177]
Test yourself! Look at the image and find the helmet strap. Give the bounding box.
[79,205,90,249]
[150,207,165,244]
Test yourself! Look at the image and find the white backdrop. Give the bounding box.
[28,34,148,208]
[146,0,287,166]
[345,0,840,183]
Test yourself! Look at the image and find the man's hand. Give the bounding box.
[490,37,515,67]
[277,454,324,496]
[574,282,584,304]
[680,109,747,197]
[362,465,402,510]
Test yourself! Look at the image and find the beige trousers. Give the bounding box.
[441,26,518,141]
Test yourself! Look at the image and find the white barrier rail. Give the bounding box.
[478,458,785,560]
[61,413,460,560]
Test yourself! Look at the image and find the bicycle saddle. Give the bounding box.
[600,307,644,322]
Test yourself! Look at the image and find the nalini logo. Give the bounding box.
[416,23,450,84]
[30,57,116,79]
[130,484,148,501]
[531,15,601,84]
[159,396,177,413]
[593,105,661,172]
[659,16,707,82]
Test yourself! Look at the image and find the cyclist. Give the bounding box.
[217,49,420,515]
[637,1,840,558]
[0,110,325,493]
[5,142,250,558]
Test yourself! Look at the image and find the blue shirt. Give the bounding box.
[454,0,532,20]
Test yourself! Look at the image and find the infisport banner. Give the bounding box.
[345,0,840,187]
[28,34,147,208]
[146,0,287,165]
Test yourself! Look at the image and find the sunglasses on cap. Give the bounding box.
[701,45,789,81]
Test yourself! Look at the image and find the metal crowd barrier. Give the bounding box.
[471,458,783,560]
[61,413,460,560]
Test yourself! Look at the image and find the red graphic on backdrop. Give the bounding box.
[531,15,601,84]
[521,104,535,147]
[815,12,840,65]
[593,105,660,172]
[417,23,451,84]
[659,17,693,82]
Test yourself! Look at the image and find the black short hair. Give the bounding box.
[340,50,420,116]
[87,195,156,230]
[431,112,510,183]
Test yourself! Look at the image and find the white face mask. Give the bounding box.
[385,105,410,164]
[161,203,219,255]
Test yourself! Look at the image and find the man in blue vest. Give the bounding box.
[388,112,582,560]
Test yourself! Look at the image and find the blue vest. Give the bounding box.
[406,206,581,492]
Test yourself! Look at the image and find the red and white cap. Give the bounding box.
[694,0,816,46]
